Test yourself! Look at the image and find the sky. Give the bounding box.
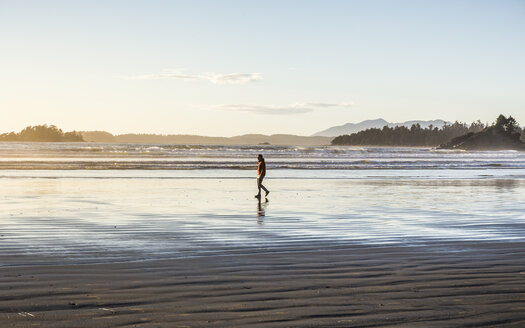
[1,0,524,136]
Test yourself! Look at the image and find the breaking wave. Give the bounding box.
[0,142,524,170]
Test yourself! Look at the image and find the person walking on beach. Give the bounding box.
[255,154,269,198]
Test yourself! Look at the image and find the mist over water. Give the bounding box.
[1,142,525,266]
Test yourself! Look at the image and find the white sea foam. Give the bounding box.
[0,142,524,170]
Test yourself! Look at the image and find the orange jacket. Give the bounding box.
[257,160,266,176]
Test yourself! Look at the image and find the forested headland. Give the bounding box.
[439,115,525,150]
[331,121,486,146]
[0,125,84,142]
[331,115,525,150]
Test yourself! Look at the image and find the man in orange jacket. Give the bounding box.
[255,154,269,198]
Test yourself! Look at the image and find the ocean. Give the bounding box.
[1,142,524,266]
[1,142,525,171]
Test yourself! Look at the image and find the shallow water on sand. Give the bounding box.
[1,169,524,266]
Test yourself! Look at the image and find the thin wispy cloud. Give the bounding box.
[306,102,354,108]
[131,71,262,84]
[215,102,353,115]
[133,73,200,80]
[207,73,262,84]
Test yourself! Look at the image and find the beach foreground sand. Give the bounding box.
[1,242,525,328]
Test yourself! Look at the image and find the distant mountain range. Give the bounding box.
[313,119,448,137]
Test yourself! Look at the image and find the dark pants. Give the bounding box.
[257,176,269,195]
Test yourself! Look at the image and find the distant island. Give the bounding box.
[331,121,486,147]
[314,119,448,137]
[439,115,525,151]
[0,125,330,145]
[0,125,84,142]
[332,114,525,150]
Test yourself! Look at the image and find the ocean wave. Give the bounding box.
[0,142,524,170]
[0,159,524,170]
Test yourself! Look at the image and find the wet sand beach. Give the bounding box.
[1,145,525,327]
[4,0,525,322]
[2,242,525,327]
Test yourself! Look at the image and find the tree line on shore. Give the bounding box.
[331,115,523,147]
[438,115,524,150]
[1,116,523,148]
[0,125,84,142]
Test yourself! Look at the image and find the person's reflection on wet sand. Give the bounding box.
[257,197,268,224]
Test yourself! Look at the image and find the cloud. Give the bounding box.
[132,73,200,80]
[214,102,353,115]
[305,102,354,108]
[217,104,313,115]
[205,73,263,84]
[131,71,262,84]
